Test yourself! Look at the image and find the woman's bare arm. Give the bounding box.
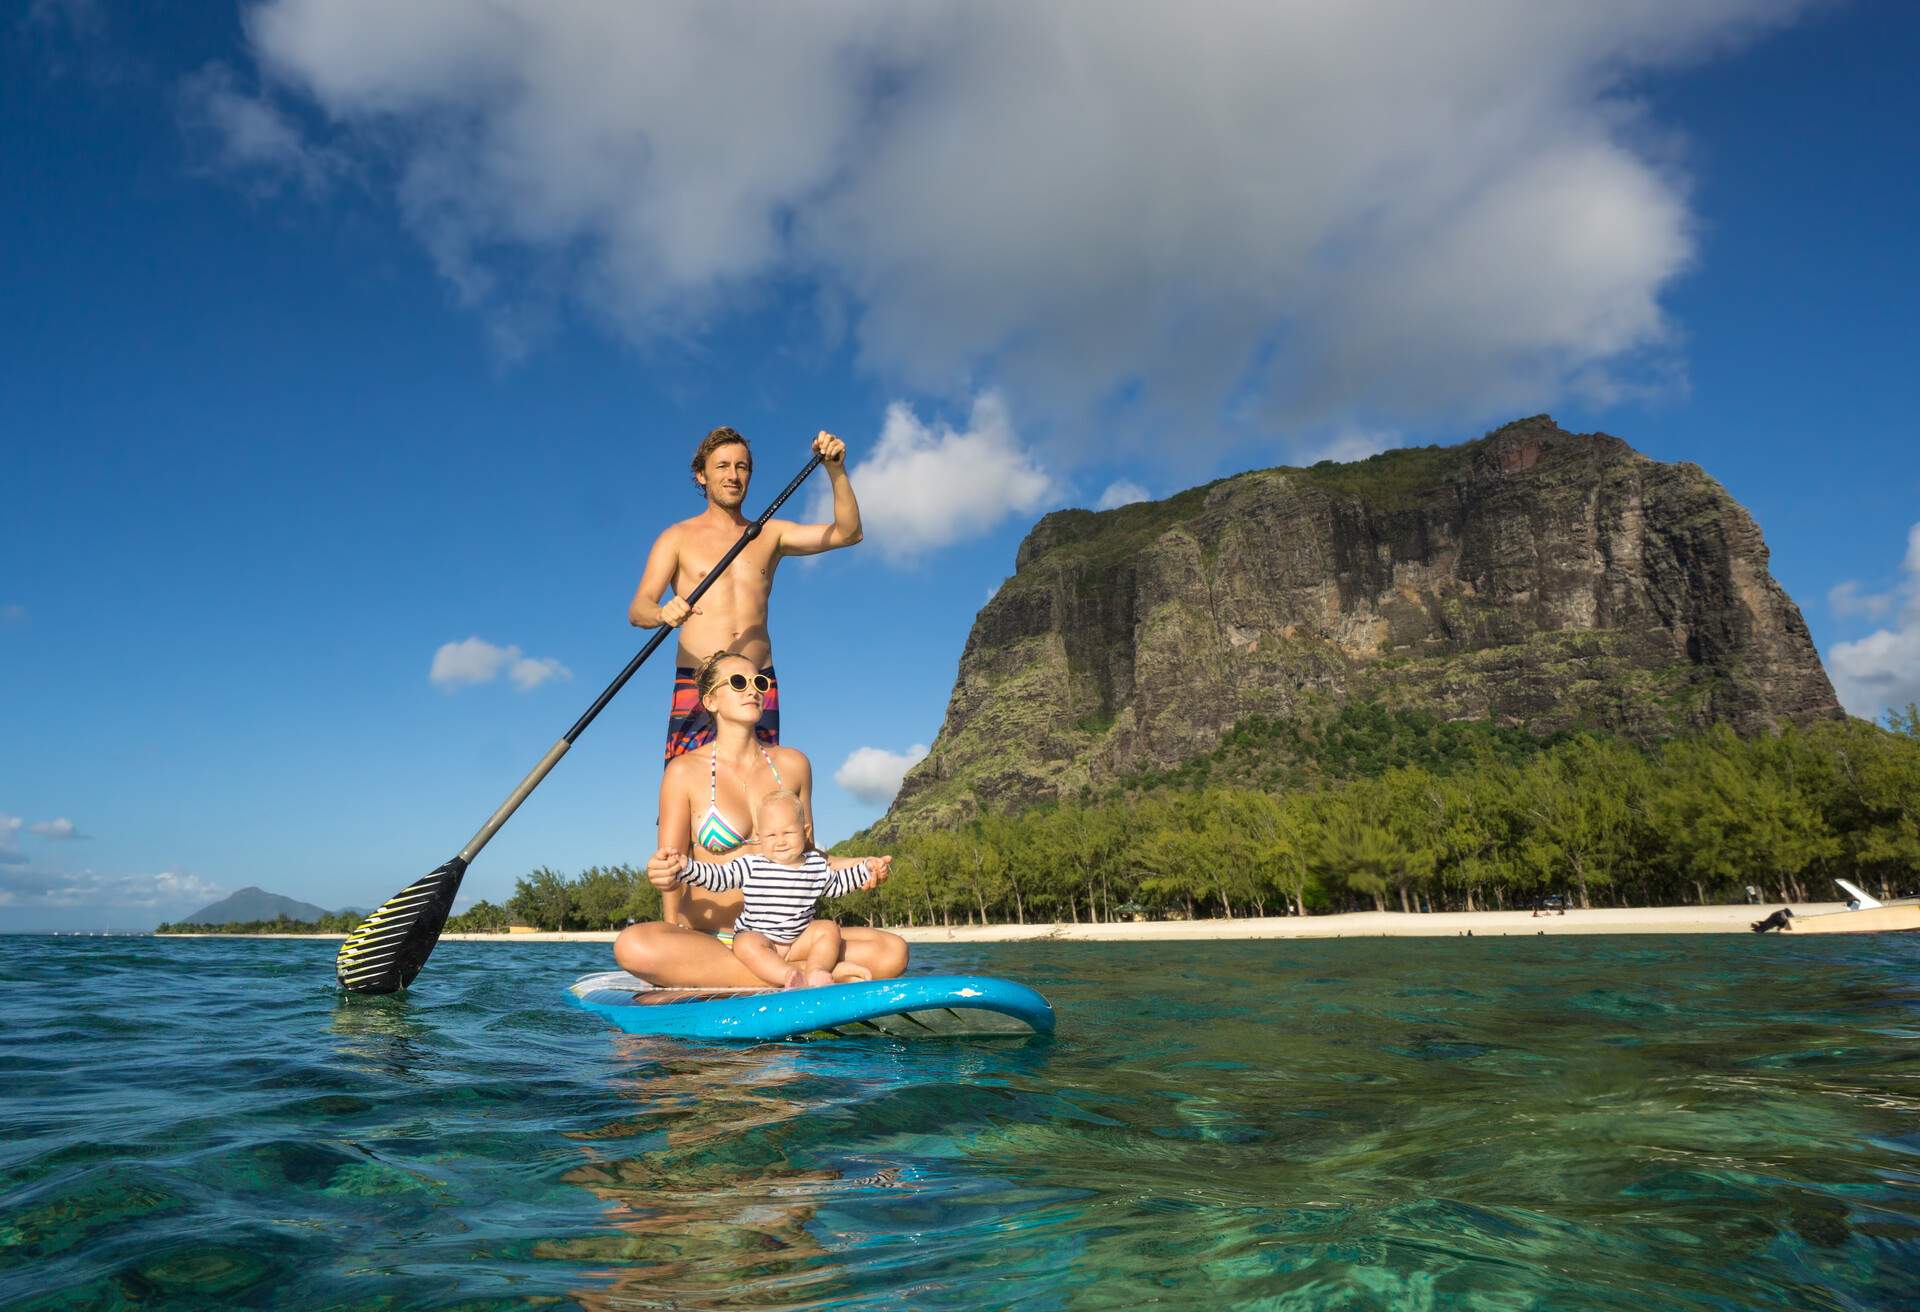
[656,758,695,922]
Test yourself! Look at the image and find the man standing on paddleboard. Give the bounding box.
[629,427,863,760]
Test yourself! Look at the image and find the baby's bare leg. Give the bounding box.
[731,930,802,988]
[784,920,843,988]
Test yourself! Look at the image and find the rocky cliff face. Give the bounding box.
[886,416,1841,831]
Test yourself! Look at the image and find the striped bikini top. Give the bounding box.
[696,744,783,855]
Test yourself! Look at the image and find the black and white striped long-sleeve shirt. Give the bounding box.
[680,852,871,943]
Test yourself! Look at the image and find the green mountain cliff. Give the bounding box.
[884,416,1841,835]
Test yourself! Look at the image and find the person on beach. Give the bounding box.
[648,789,890,988]
[613,652,909,987]
[629,426,864,761]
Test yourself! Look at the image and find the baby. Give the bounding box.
[652,789,891,988]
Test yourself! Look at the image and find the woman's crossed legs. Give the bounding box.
[614,920,908,989]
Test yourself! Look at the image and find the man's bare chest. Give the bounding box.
[677,535,779,595]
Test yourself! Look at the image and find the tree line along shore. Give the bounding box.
[156,702,1920,936]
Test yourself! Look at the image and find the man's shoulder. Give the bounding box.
[654,514,706,542]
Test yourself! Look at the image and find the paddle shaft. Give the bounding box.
[454,451,825,864]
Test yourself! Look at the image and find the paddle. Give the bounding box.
[336,451,826,994]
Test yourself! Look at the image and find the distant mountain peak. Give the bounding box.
[181,888,337,925]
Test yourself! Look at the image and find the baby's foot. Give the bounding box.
[805,969,836,988]
[783,968,807,989]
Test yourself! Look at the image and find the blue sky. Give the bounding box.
[3,1,1916,932]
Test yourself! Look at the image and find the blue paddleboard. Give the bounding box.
[566,971,1055,1041]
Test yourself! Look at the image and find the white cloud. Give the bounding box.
[179,63,345,195]
[1095,480,1150,511]
[131,869,223,909]
[1828,580,1893,621]
[1,814,89,853]
[206,0,1810,458]
[835,743,931,807]
[813,393,1057,560]
[1828,524,1920,719]
[430,636,572,691]
[1297,428,1403,467]
[431,636,513,687]
[507,655,569,690]
[0,863,222,910]
[1830,629,1920,719]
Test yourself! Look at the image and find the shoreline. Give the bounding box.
[158,900,1906,942]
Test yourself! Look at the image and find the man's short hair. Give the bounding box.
[691,426,751,493]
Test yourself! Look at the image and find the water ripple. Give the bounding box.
[2,934,1917,1309]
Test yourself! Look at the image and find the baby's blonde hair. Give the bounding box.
[753,788,804,827]
[753,789,816,852]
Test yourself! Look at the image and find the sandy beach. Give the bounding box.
[170,900,1920,942]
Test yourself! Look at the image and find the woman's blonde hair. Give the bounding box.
[694,649,757,705]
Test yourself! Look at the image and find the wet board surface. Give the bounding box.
[566,971,1056,1041]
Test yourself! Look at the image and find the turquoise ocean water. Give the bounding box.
[2,933,1916,1310]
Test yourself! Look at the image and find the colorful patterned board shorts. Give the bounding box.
[664,665,780,762]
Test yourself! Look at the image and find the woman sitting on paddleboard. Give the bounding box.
[613,651,910,987]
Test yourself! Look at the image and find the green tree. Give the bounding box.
[1186,788,1284,917]
[446,899,510,932]
[1266,793,1318,916]
[508,867,576,930]
[911,828,1008,925]
[1517,737,1647,908]
[977,812,1034,923]
[1311,787,1402,912]
[1884,703,1920,740]
[1134,822,1214,918]
[873,833,937,926]
[619,868,665,925]
[1650,729,1838,903]
[1428,766,1526,911]
[1823,717,1920,898]
[572,865,642,929]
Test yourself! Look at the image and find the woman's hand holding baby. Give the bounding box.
[646,847,688,890]
[860,855,893,890]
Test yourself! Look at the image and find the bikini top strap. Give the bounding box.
[713,743,780,807]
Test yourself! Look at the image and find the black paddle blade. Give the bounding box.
[335,857,468,995]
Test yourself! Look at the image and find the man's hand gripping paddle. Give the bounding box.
[336,453,825,994]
